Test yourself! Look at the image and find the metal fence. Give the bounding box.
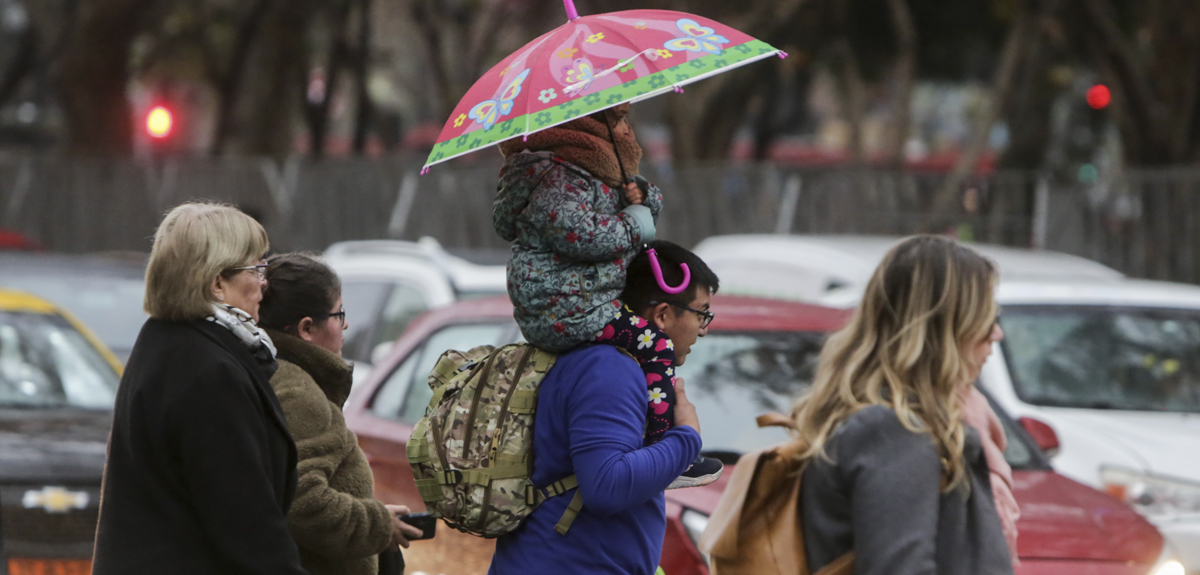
[2,153,1200,284]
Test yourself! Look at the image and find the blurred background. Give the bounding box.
[6,2,1200,574]
[1,0,1197,283]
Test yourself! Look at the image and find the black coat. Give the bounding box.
[92,318,308,575]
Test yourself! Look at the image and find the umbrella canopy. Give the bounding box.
[423,7,785,172]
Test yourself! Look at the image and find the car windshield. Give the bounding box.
[0,311,120,408]
[680,331,1043,470]
[0,275,146,361]
[1001,306,1200,413]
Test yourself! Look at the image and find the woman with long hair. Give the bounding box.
[794,235,1013,574]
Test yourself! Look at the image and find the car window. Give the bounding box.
[369,283,431,363]
[0,275,146,359]
[340,281,391,363]
[679,330,1043,471]
[1002,306,1200,413]
[0,311,120,408]
[675,331,825,456]
[370,323,508,424]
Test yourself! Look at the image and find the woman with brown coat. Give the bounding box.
[258,252,421,575]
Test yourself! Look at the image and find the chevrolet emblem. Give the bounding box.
[23,486,89,513]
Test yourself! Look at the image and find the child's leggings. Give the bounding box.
[595,304,677,444]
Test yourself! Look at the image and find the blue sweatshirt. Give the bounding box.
[488,345,702,575]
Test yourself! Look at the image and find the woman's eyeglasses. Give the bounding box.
[316,309,347,328]
[648,300,714,329]
[227,263,268,279]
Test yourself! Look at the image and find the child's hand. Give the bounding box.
[624,182,644,205]
[674,377,701,434]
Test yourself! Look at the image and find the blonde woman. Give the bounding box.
[93,203,306,575]
[794,235,1013,575]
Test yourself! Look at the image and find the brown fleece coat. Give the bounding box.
[266,329,394,575]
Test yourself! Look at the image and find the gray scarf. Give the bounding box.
[206,303,277,358]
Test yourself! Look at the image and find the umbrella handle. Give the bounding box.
[563,0,579,20]
[647,248,691,294]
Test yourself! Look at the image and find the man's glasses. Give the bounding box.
[316,308,347,328]
[227,263,268,279]
[649,300,714,329]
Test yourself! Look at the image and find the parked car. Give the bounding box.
[322,237,507,382]
[695,233,1200,571]
[344,294,1179,575]
[0,251,147,363]
[0,288,122,574]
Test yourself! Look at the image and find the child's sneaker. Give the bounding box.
[667,455,723,489]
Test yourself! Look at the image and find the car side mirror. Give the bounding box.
[1018,416,1060,457]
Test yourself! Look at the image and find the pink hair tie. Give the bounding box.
[647,248,690,294]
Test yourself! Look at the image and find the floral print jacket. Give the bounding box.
[494,151,663,352]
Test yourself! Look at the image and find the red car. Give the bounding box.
[344,296,1173,575]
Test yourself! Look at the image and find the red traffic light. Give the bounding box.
[146,106,173,139]
[1086,85,1111,110]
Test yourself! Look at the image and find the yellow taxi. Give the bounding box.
[0,288,124,575]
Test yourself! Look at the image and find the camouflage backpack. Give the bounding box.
[406,343,582,538]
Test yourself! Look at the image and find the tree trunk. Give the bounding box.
[0,27,36,109]
[211,0,271,156]
[999,16,1057,170]
[830,0,866,165]
[932,0,1033,212]
[57,0,155,155]
[305,0,354,157]
[222,0,311,158]
[884,0,917,169]
[352,0,373,154]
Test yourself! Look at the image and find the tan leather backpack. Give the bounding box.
[699,414,854,575]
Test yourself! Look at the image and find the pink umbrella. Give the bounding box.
[422,0,786,172]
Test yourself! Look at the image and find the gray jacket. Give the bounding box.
[801,404,1014,575]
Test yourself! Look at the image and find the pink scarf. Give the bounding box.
[958,385,1021,566]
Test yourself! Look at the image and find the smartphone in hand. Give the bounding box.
[399,512,438,540]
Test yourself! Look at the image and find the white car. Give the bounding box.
[695,234,1200,571]
[322,237,507,377]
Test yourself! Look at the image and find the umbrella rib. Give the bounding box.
[565,49,655,94]
[595,17,672,79]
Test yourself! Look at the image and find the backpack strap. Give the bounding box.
[524,475,578,505]
[522,474,584,535]
[555,490,585,535]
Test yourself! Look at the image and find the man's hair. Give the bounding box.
[258,252,342,334]
[144,202,269,321]
[621,240,719,317]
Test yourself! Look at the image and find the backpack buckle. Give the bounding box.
[441,469,464,485]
